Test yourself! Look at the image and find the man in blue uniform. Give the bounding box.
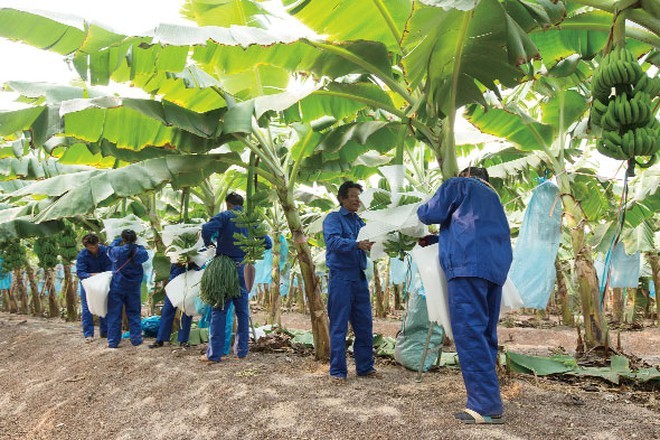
[76,233,112,342]
[322,181,376,382]
[149,262,201,349]
[417,167,512,424]
[106,229,150,349]
[200,192,271,363]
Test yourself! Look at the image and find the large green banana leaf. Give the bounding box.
[9,153,240,222]
[283,0,412,53]
[0,156,91,181]
[181,0,268,27]
[402,0,549,118]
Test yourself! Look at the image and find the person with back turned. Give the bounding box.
[417,167,512,424]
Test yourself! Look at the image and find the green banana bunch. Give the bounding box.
[34,236,60,269]
[0,240,28,271]
[370,191,392,210]
[231,209,269,265]
[635,74,660,99]
[591,45,659,163]
[57,224,79,263]
[383,232,418,261]
[591,46,642,102]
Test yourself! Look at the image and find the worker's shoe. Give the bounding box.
[148,341,164,349]
[357,369,380,378]
[84,337,94,343]
[329,375,348,384]
[454,409,505,424]
[198,355,220,364]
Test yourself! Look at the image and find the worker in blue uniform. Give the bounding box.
[76,233,113,342]
[322,181,376,382]
[149,262,201,349]
[106,229,150,349]
[417,167,512,424]
[200,192,272,363]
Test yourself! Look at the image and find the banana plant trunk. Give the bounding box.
[44,269,60,318]
[558,177,609,349]
[373,260,386,318]
[13,268,28,314]
[2,289,13,312]
[647,253,660,326]
[7,273,19,313]
[612,288,625,324]
[554,259,574,326]
[276,186,330,361]
[25,265,42,316]
[268,234,282,327]
[62,264,78,322]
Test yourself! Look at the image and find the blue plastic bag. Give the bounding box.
[509,181,562,309]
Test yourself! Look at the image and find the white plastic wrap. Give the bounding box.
[162,223,206,264]
[410,244,453,339]
[103,215,149,246]
[411,243,523,339]
[165,270,204,317]
[501,277,524,312]
[81,271,113,318]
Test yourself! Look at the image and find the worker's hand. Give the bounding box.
[357,240,374,251]
[418,235,436,247]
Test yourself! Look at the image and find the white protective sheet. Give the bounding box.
[501,277,524,312]
[410,244,453,339]
[162,223,208,264]
[411,244,524,340]
[165,269,205,317]
[81,271,113,318]
[103,215,149,245]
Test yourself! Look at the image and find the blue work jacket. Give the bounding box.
[107,238,150,286]
[76,245,112,280]
[201,206,272,262]
[417,177,512,286]
[323,206,367,281]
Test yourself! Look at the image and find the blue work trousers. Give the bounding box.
[207,264,248,361]
[447,277,503,416]
[156,295,192,344]
[327,272,374,378]
[80,283,106,338]
[106,283,143,348]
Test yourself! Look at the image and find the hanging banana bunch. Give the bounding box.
[231,208,269,265]
[0,240,28,271]
[57,224,79,263]
[590,46,660,168]
[383,232,418,261]
[34,236,59,269]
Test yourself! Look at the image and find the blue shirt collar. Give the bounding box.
[339,206,353,216]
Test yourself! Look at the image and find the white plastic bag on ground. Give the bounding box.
[166,270,204,317]
[410,244,452,339]
[501,277,524,312]
[81,271,113,318]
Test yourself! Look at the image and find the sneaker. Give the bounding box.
[148,341,164,349]
[179,342,190,349]
[85,337,94,343]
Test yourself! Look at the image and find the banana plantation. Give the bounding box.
[0,0,658,439]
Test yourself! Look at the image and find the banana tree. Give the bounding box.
[58,223,80,322]
[33,236,61,318]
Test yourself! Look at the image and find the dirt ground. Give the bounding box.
[1,311,659,440]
